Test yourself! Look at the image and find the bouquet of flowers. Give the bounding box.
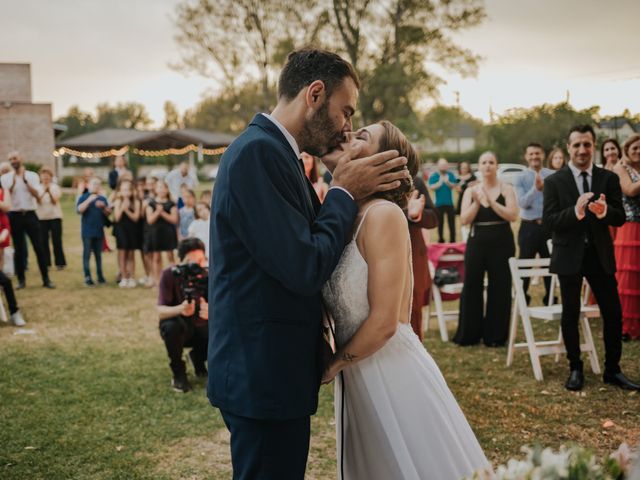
[468,443,638,480]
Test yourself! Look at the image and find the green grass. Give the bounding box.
[0,195,638,479]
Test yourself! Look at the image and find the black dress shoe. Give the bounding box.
[603,372,640,391]
[565,370,584,391]
[42,280,56,289]
[16,280,26,290]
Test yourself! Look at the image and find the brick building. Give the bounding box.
[0,63,55,169]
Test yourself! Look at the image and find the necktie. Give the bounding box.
[580,171,589,194]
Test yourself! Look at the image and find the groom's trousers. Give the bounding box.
[220,410,310,480]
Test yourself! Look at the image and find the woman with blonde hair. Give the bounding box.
[454,151,519,347]
[613,134,640,340]
[546,147,566,170]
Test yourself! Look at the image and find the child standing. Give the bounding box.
[146,181,178,286]
[113,178,141,288]
[178,189,196,240]
[77,178,111,286]
[187,202,210,259]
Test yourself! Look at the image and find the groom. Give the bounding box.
[208,49,409,479]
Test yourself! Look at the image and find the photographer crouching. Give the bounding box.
[157,238,208,393]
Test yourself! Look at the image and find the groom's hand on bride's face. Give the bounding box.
[332,149,410,201]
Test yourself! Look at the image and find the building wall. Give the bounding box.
[0,103,55,168]
[0,63,31,102]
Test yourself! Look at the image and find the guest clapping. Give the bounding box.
[178,189,196,239]
[146,181,178,286]
[613,134,640,340]
[113,178,142,288]
[1,151,54,289]
[601,138,622,171]
[77,178,110,286]
[428,158,458,243]
[37,166,67,271]
[543,124,637,391]
[547,147,566,171]
[187,202,210,259]
[514,143,554,305]
[454,152,518,347]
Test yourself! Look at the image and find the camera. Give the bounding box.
[172,262,208,319]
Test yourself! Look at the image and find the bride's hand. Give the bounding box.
[321,361,340,384]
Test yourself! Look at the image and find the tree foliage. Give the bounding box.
[421,105,483,144]
[163,101,183,129]
[55,102,153,139]
[487,102,599,164]
[183,82,275,134]
[173,0,486,132]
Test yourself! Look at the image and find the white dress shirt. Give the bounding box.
[568,161,593,194]
[0,170,42,211]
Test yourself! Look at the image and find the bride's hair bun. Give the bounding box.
[372,120,419,209]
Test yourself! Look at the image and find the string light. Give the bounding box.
[53,146,129,158]
[53,144,226,158]
[133,145,226,157]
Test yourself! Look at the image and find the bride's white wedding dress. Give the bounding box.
[322,201,491,480]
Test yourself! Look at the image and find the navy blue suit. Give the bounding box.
[208,114,357,478]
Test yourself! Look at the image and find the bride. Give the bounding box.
[321,121,492,480]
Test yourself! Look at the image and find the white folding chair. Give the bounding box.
[426,254,464,341]
[507,257,600,381]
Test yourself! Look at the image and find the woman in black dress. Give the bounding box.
[146,180,178,286]
[113,178,142,288]
[453,152,519,347]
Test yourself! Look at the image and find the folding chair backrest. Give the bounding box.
[509,257,554,313]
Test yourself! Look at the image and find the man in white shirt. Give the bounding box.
[164,161,198,205]
[0,151,55,289]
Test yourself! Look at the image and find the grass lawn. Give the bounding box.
[0,195,638,479]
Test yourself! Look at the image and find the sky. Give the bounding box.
[1,0,639,126]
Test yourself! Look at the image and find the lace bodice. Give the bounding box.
[322,201,412,347]
[322,238,370,347]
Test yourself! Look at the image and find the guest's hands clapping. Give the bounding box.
[535,172,544,191]
[588,194,607,219]
[575,192,594,218]
[470,185,487,205]
[407,190,425,222]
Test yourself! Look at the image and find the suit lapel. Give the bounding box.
[591,165,606,196]
[250,114,316,221]
[558,166,580,200]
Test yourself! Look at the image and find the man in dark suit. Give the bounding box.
[543,124,639,392]
[208,49,410,479]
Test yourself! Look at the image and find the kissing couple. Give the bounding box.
[208,48,492,480]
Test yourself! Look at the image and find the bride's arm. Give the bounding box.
[323,203,409,383]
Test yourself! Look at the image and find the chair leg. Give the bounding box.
[0,297,6,323]
[554,328,563,363]
[521,313,544,381]
[581,315,601,375]
[432,286,449,342]
[506,301,519,367]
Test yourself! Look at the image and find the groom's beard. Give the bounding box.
[299,103,343,158]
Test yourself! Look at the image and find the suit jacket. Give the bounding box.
[207,114,358,420]
[542,164,625,276]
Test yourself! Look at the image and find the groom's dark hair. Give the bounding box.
[278,48,360,101]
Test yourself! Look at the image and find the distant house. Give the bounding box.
[416,122,478,154]
[596,117,637,143]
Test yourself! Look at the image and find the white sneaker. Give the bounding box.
[127,278,137,288]
[138,277,147,286]
[10,310,26,327]
[118,279,128,288]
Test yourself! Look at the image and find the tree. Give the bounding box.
[421,105,482,145]
[163,101,182,129]
[173,0,330,110]
[94,102,153,130]
[332,0,485,131]
[55,106,96,140]
[183,81,275,134]
[487,102,599,164]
